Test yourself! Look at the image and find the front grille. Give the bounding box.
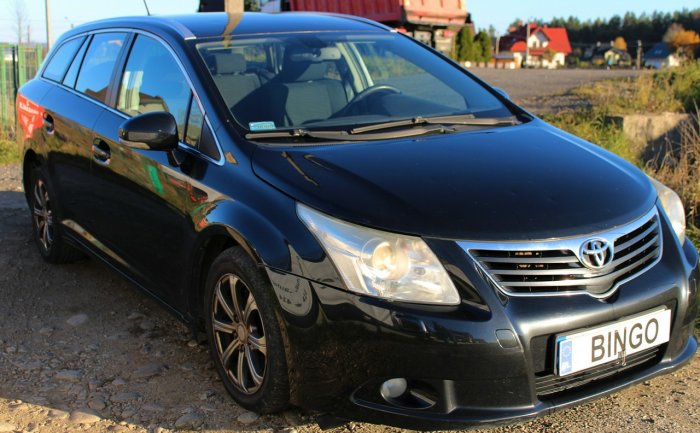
[535,346,663,398]
[462,207,661,297]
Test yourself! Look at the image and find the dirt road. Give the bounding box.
[1,164,699,433]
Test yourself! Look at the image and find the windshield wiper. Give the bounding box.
[350,115,519,134]
[246,125,456,142]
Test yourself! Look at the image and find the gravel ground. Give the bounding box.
[0,68,698,432]
[469,68,642,115]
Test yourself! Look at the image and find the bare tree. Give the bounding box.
[10,0,29,45]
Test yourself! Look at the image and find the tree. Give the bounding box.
[10,0,28,46]
[455,26,479,62]
[613,36,627,51]
[475,30,493,62]
[244,0,260,11]
[667,26,700,60]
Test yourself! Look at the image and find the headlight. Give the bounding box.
[297,204,460,305]
[649,177,686,245]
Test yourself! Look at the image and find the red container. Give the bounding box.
[289,0,467,26]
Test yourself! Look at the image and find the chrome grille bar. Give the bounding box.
[458,207,663,298]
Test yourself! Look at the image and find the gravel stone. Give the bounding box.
[55,369,82,382]
[0,422,16,432]
[111,392,141,403]
[237,411,260,425]
[131,363,165,380]
[69,408,102,424]
[66,313,89,327]
[174,411,203,430]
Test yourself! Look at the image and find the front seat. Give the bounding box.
[265,47,348,127]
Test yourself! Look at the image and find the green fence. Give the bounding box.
[1,44,45,137]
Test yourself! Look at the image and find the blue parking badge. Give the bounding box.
[558,338,573,375]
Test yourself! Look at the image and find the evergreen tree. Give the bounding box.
[475,30,493,62]
[456,27,477,62]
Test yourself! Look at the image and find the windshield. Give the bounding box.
[197,32,514,134]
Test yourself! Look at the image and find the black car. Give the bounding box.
[17,12,698,430]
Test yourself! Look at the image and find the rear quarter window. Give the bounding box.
[43,37,85,82]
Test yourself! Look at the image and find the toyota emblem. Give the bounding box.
[580,238,614,270]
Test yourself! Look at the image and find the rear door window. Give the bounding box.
[75,32,127,104]
[43,36,85,82]
[117,35,191,142]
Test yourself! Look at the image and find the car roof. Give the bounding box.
[62,12,393,42]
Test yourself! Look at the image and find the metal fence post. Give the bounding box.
[12,46,18,130]
[18,45,26,87]
[1,44,7,130]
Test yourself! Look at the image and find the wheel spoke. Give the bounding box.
[221,338,241,367]
[213,319,236,334]
[237,350,247,393]
[34,185,43,208]
[228,275,244,320]
[248,334,267,356]
[215,283,236,322]
[245,345,264,386]
[243,294,256,323]
[41,221,49,245]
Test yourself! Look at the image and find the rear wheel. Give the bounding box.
[204,247,290,413]
[29,166,83,264]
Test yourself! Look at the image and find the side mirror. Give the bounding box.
[493,87,510,100]
[118,111,179,151]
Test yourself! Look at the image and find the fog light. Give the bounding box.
[380,378,408,400]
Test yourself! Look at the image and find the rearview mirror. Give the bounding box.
[119,111,179,151]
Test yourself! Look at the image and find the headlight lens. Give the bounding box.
[649,177,686,245]
[297,204,460,305]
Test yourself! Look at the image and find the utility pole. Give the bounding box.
[45,0,52,50]
[525,21,530,68]
[27,24,30,44]
[225,0,244,12]
[636,40,642,69]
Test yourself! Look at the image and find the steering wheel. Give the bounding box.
[334,84,401,118]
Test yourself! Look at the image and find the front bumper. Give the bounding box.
[266,231,699,430]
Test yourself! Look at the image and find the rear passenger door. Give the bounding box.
[41,33,127,230]
[89,33,218,306]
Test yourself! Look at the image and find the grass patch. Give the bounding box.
[0,139,19,164]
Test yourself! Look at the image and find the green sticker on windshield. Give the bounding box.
[249,121,276,131]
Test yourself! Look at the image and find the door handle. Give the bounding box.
[43,113,54,134]
[92,138,111,164]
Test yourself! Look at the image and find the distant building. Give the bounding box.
[581,43,632,68]
[644,42,681,69]
[498,23,572,69]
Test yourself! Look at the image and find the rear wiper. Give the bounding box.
[350,115,519,134]
[246,124,455,142]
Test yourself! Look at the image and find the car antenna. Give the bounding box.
[142,0,151,16]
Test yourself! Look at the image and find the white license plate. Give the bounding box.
[556,308,671,377]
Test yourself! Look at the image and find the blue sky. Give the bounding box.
[1,0,698,44]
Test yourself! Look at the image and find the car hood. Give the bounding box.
[251,121,657,241]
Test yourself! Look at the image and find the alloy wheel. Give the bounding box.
[212,273,267,395]
[33,178,54,251]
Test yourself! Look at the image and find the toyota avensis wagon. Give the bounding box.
[16,12,698,430]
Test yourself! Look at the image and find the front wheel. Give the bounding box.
[204,247,290,413]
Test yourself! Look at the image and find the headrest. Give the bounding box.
[279,47,340,82]
[215,53,247,74]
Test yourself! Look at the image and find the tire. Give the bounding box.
[204,247,290,413]
[29,166,83,264]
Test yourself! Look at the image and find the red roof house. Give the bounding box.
[499,23,572,68]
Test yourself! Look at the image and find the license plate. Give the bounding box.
[556,308,671,377]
